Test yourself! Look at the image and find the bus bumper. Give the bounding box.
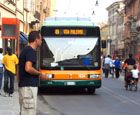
[39,80,101,88]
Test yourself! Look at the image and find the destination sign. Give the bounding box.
[54,29,86,35]
[41,26,100,37]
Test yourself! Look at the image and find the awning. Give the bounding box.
[20,32,28,44]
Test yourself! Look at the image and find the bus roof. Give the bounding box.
[43,17,94,27]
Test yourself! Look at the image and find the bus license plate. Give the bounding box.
[67,82,75,85]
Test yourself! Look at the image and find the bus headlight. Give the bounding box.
[89,74,100,78]
[46,74,54,79]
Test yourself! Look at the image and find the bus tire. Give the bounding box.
[88,88,96,94]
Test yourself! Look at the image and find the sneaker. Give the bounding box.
[9,94,13,97]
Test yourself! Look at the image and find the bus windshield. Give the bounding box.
[40,26,101,70]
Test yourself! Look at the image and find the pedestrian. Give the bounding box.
[2,47,19,97]
[131,65,139,83]
[18,31,46,115]
[0,48,4,95]
[114,57,121,78]
[110,56,115,77]
[104,55,112,78]
[124,54,136,70]
[123,54,136,88]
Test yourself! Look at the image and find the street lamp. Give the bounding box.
[95,0,99,6]
[92,0,99,15]
[107,37,112,55]
[92,10,95,15]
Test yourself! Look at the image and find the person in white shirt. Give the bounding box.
[104,55,112,78]
[110,58,115,77]
[0,48,3,95]
[131,65,139,83]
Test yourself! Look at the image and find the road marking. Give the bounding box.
[102,86,140,106]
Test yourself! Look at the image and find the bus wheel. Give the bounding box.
[88,88,96,94]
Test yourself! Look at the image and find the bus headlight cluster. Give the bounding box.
[46,74,54,79]
[89,74,100,78]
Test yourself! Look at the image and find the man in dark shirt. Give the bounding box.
[124,54,136,88]
[18,31,45,115]
[124,54,136,66]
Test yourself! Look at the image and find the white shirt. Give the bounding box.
[131,69,139,78]
[104,57,112,65]
[110,60,115,67]
[0,53,3,67]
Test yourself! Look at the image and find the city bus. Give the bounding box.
[39,17,101,93]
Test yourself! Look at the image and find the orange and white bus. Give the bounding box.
[39,17,101,93]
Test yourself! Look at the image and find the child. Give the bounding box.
[131,65,139,83]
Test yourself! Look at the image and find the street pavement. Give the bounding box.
[0,83,20,115]
[0,72,139,115]
[37,72,140,115]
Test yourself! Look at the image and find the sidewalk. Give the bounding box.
[0,83,20,115]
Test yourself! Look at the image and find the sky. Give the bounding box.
[54,0,119,24]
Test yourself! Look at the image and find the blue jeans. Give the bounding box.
[4,70,15,94]
[0,67,3,90]
[104,64,110,78]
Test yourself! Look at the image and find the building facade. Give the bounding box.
[106,1,125,59]
[100,23,109,56]
[0,0,51,48]
[0,0,24,31]
[124,0,140,60]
